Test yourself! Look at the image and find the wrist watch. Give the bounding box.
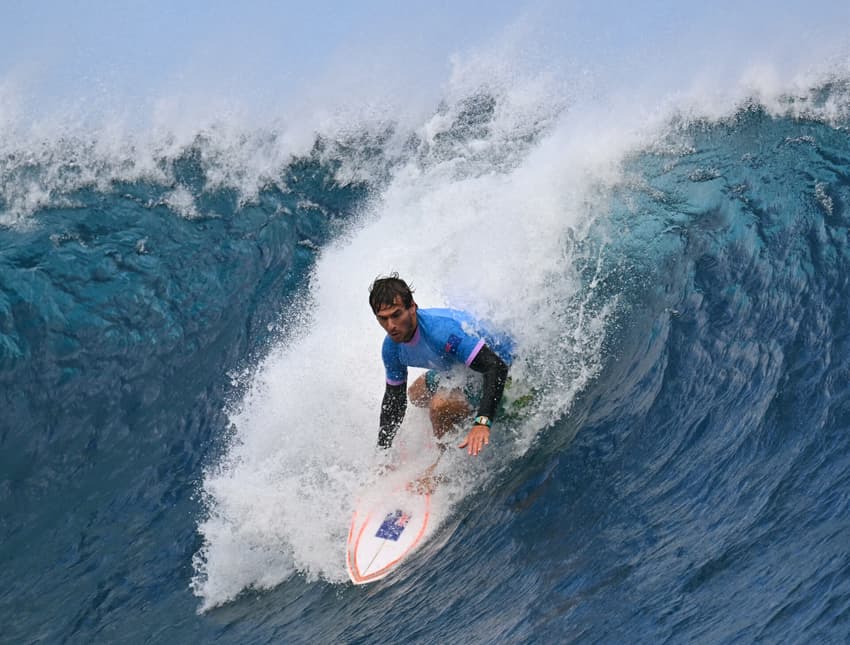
[473,415,491,428]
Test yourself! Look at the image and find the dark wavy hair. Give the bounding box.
[369,273,415,314]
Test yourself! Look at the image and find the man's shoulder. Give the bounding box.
[418,308,484,347]
[420,307,514,363]
[418,308,472,334]
[418,307,475,325]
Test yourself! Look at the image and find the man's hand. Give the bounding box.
[459,424,490,456]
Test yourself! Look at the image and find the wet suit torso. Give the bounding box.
[378,308,512,448]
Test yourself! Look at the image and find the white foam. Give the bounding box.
[190,58,635,609]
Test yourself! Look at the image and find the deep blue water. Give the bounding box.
[2,93,850,643]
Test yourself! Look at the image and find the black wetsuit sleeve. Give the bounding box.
[378,382,407,448]
[469,344,510,419]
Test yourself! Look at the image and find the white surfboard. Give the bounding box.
[346,485,431,585]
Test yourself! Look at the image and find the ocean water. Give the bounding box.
[3,36,850,643]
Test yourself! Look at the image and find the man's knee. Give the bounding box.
[429,390,470,421]
[408,375,430,407]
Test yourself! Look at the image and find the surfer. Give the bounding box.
[369,274,511,457]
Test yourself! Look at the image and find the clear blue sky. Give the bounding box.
[1,1,848,123]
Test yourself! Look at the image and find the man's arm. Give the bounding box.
[378,382,407,448]
[469,345,509,417]
[459,345,509,455]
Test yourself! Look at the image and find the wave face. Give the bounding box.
[512,100,850,641]
[3,70,850,642]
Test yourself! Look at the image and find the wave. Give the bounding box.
[3,38,850,638]
[188,74,850,615]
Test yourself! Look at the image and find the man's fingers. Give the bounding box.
[459,428,489,455]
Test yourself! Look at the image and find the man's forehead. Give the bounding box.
[375,296,406,315]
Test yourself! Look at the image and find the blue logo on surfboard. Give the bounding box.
[375,510,411,541]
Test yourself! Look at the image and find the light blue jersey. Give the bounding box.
[382,308,513,385]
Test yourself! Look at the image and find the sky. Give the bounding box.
[1,1,849,128]
[0,2,520,109]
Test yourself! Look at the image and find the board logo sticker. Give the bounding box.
[375,510,411,541]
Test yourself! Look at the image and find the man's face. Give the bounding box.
[375,296,417,343]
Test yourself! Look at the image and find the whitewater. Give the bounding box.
[3,6,850,642]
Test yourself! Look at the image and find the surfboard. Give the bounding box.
[346,484,431,585]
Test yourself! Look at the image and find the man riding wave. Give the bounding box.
[369,274,512,456]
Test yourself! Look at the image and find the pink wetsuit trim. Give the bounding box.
[466,339,486,366]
